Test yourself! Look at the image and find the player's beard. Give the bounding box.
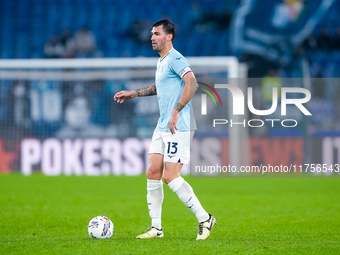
[152,43,163,53]
[152,40,166,53]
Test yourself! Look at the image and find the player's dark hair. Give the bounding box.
[153,19,175,42]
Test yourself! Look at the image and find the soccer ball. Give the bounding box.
[88,216,114,239]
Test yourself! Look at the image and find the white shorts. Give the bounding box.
[149,129,194,164]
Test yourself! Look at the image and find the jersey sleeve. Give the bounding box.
[170,56,192,78]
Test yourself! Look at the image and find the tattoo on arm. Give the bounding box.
[175,103,185,112]
[135,84,157,97]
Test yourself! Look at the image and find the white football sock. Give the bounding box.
[147,179,164,230]
[168,176,209,223]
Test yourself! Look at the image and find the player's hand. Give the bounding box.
[113,90,137,103]
[169,111,179,134]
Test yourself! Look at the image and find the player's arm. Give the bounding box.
[169,72,198,134]
[114,84,156,103]
[135,84,157,97]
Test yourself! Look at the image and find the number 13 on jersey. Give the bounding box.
[167,142,178,154]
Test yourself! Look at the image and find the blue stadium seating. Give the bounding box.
[0,0,243,59]
[0,0,339,63]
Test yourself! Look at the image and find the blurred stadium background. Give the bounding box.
[0,0,339,175]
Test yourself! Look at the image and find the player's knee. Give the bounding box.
[163,172,176,184]
[146,166,162,180]
[146,169,156,180]
[162,174,171,184]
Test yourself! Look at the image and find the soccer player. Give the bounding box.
[114,20,216,240]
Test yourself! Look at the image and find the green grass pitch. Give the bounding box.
[1,174,340,254]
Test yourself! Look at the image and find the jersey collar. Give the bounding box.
[160,47,174,62]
